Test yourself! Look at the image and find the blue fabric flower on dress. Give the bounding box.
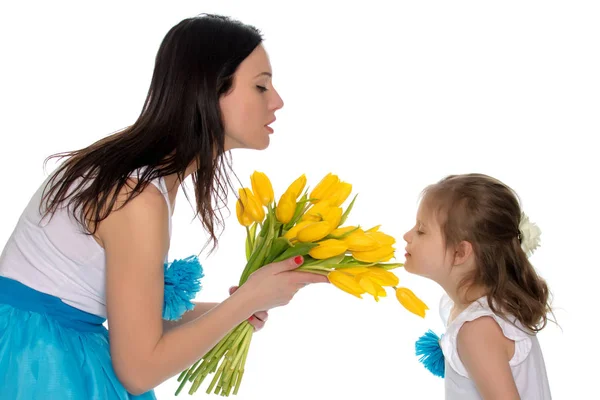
[162,255,204,321]
[415,329,445,378]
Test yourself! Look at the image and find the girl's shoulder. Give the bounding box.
[439,294,534,378]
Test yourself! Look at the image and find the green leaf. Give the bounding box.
[326,261,405,270]
[249,222,258,242]
[258,214,270,238]
[339,193,358,226]
[239,230,272,285]
[271,242,319,263]
[264,237,293,265]
[377,262,404,270]
[325,225,361,240]
[283,192,311,230]
[245,227,252,261]
[301,253,346,267]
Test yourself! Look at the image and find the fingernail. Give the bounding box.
[248,316,254,321]
[294,255,303,265]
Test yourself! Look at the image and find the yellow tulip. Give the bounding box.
[238,188,265,223]
[333,267,370,275]
[344,231,380,252]
[395,287,429,318]
[235,199,253,227]
[366,225,381,232]
[309,173,339,203]
[250,171,274,206]
[302,200,332,222]
[296,221,334,242]
[324,182,352,206]
[352,245,395,263]
[367,231,396,246]
[330,226,359,238]
[284,220,313,241]
[308,239,348,259]
[285,174,307,199]
[275,191,296,224]
[365,268,399,287]
[357,275,387,302]
[323,207,343,229]
[328,270,365,299]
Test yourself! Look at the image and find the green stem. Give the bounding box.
[185,322,244,394]
[231,324,253,371]
[302,269,330,276]
[218,324,252,396]
[233,331,252,395]
[199,325,243,375]
[188,372,208,395]
[245,226,252,261]
[175,359,200,395]
[188,327,235,382]
[206,356,228,394]
[297,265,332,272]
[240,224,275,285]
[239,232,268,285]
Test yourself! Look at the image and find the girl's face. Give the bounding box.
[220,44,284,151]
[403,201,454,282]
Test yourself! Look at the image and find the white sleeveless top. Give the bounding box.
[439,294,552,400]
[0,169,172,318]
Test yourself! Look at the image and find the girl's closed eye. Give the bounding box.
[256,85,267,92]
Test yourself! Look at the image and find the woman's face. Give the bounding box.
[220,44,284,151]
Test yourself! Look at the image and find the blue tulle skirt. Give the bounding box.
[0,276,156,399]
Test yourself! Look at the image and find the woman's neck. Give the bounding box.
[160,159,199,206]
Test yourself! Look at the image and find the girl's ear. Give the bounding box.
[453,240,474,266]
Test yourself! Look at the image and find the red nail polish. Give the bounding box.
[248,316,254,321]
[294,255,303,265]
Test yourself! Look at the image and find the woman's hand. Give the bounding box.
[232,255,329,316]
[228,286,269,331]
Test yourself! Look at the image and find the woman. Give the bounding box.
[0,13,327,399]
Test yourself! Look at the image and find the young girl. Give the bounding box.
[404,173,552,399]
[0,14,327,399]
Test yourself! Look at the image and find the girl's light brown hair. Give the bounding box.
[422,173,551,332]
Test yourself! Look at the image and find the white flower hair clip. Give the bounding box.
[518,212,541,257]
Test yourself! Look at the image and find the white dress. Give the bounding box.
[439,295,552,399]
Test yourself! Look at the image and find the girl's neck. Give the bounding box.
[445,282,487,314]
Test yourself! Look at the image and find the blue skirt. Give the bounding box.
[0,276,156,399]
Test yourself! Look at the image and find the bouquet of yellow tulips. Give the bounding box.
[175,172,428,396]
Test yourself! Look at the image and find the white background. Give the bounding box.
[1,1,598,399]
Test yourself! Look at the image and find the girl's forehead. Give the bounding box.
[417,200,446,228]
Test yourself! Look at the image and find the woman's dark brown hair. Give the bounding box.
[422,173,552,332]
[40,14,263,251]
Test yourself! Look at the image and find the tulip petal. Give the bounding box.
[308,239,348,259]
[286,174,307,199]
[328,271,365,299]
[297,221,335,242]
[251,171,274,206]
[310,173,339,203]
[366,268,400,287]
[396,287,428,318]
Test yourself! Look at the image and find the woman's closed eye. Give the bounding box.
[256,85,267,93]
